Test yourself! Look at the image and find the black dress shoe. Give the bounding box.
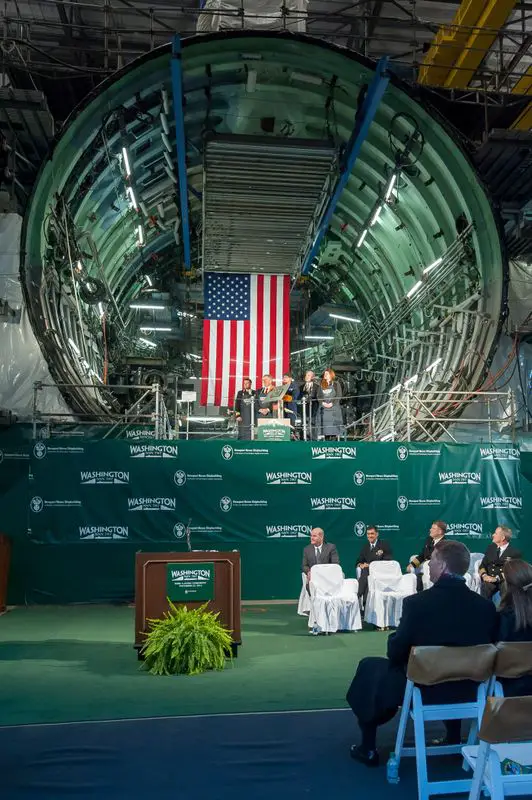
[350,745,380,767]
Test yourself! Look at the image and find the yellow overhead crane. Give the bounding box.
[419,0,517,89]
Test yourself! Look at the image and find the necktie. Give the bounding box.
[315,546,321,561]
[497,547,502,559]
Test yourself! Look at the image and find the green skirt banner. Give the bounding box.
[27,440,523,552]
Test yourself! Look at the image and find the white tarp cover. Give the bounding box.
[0,213,71,420]
[196,0,308,33]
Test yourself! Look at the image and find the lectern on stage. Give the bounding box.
[134,551,241,657]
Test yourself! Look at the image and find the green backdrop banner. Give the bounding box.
[1,431,529,604]
[27,439,523,547]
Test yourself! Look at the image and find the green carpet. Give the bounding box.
[0,604,388,727]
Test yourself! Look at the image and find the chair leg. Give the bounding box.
[462,720,478,772]
[394,681,413,765]
[467,741,490,800]
[413,698,430,800]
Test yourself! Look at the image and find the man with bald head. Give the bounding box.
[302,528,340,587]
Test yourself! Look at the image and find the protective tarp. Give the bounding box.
[196,0,308,33]
[508,260,532,333]
[0,213,71,420]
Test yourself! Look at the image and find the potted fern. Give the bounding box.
[141,601,233,676]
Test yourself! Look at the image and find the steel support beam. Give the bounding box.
[171,34,192,270]
[444,0,518,89]
[300,56,390,276]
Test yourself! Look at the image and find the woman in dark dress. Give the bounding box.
[317,368,344,440]
[497,559,532,696]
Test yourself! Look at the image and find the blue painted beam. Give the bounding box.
[301,56,390,276]
[171,35,192,270]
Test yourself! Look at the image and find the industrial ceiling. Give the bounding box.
[20,31,508,438]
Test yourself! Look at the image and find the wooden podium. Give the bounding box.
[134,551,241,657]
[0,535,11,614]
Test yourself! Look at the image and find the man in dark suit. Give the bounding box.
[479,525,522,601]
[302,528,339,590]
[407,520,447,592]
[347,540,498,767]
[356,525,392,608]
[234,378,256,440]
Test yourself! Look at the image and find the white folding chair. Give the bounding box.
[297,572,311,617]
[462,696,532,800]
[394,644,497,800]
[308,564,362,634]
[364,561,416,628]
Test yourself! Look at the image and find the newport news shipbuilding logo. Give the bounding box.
[353,471,398,485]
[354,521,400,537]
[397,496,441,511]
[79,526,128,540]
[446,522,483,539]
[174,470,223,486]
[310,497,356,510]
[80,471,129,485]
[480,496,522,510]
[127,497,176,511]
[266,471,312,485]
[311,446,356,460]
[33,442,84,459]
[479,446,519,461]
[266,525,311,539]
[129,444,178,459]
[438,471,481,486]
[220,496,268,512]
[221,445,269,460]
[397,445,441,461]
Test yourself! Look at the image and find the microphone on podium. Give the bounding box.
[186,518,192,552]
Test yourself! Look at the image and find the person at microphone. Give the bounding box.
[234,378,256,440]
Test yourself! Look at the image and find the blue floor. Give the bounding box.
[1,709,476,800]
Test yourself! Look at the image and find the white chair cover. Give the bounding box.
[365,561,416,628]
[308,564,362,633]
[421,560,433,590]
[469,553,484,594]
[297,572,311,616]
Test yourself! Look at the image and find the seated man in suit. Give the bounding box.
[346,540,497,767]
[479,525,522,601]
[356,525,392,609]
[407,520,447,592]
[302,528,339,591]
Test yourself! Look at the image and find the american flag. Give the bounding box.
[201,272,290,407]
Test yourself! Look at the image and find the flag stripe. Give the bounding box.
[276,276,285,384]
[249,279,257,392]
[282,275,290,380]
[269,275,277,380]
[262,275,270,378]
[201,319,211,405]
[256,275,264,385]
[215,320,224,406]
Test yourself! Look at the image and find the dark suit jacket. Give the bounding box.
[302,542,339,575]
[497,607,532,697]
[479,543,522,581]
[356,539,392,566]
[282,382,300,419]
[409,535,445,568]
[347,576,498,722]
[387,575,498,667]
[234,389,256,417]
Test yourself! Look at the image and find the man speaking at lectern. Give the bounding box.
[302,528,339,588]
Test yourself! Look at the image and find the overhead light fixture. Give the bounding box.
[291,347,313,355]
[139,337,157,348]
[75,260,83,273]
[385,173,397,201]
[406,280,423,299]
[357,229,368,248]
[404,374,418,387]
[187,353,202,361]
[389,384,402,393]
[290,71,323,85]
[126,187,138,211]
[122,147,131,177]
[176,310,196,319]
[370,205,382,226]
[140,326,172,332]
[136,225,144,247]
[423,257,443,275]
[246,69,257,92]
[425,357,442,372]
[304,335,334,341]
[130,303,166,311]
[329,313,361,323]
[380,433,394,441]
[68,337,81,356]
[144,275,153,287]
